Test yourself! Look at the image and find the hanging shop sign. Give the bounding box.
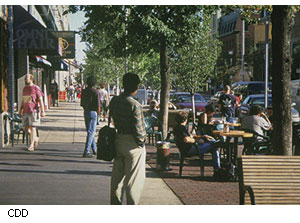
[13,5,61,56]
[51,31,75,59]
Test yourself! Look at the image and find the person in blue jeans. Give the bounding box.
[80,76,101,158]
[173,111,221,175]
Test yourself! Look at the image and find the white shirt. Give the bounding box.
[99,88,108,102]
[241,115,271,139]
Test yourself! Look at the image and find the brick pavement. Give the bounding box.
[146,142,240,205]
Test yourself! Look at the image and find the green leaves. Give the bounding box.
[171,13,222,94]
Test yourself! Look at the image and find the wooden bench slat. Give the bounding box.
[244,173,300,180]
[244,176,300,181]
[250,194,300,197]
[254,197,300,201]
[248,185,300,189]
[243,166,300,170]
[243,163,300,166]
[240,155,300,205]
[244,169,300,173]
[249,189,300,193]
[242,155,300,159]
[244,172,300,176]
[245,201,300,205]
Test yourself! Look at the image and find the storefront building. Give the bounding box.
[1,5,74,148]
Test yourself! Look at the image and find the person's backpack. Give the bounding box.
[96,113,116,161]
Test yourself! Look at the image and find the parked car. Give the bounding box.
[170,92,207,116]
[232,81,272,98]
[237,94,300,124]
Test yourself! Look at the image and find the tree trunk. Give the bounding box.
[159,37,170,140]
[271,6,294,155]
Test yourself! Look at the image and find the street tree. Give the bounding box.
[65,5,214,138]
[171,12,222,123]
[222,5,299,155]
[271,6,298,155]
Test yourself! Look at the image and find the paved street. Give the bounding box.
[0,102,181,205]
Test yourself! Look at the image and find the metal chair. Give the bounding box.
[176,140,204,177]
[241,128,272,155]
[4,114,28,146]
[144,116,163,145]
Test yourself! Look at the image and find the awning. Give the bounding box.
[13,5,62,56]
[35,56,52,67]
[48,57,69,71]
[63,59,81,69]
[29,56,52,69]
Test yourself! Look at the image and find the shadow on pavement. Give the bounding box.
[0,162,41,167]
[0,168,112,176]
[38,126,86,132]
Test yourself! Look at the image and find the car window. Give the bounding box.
[251,97,272,106]
[172,94,205,103]
[194,94,206,102]
[177,95,190,102]
[242,96,250,105]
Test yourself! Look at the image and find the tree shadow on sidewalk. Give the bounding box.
[0,168,112,176]
[38,126,86,132]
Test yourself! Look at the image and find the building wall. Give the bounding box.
[51,5,71,92]
[0,6,9,148]
[218,12,252,82]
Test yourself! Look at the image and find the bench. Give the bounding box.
[238,155,300,205]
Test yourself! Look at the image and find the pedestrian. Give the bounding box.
[18,74,46,151]
[68,85,75,102]
[80,75,101,158]
[49,80,59,106]
[218,85,236,123]
[109,72,146,205]
[99,83,109,122]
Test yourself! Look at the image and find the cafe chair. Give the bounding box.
[144,116,163,145]
[241,128,272,155]
[4,114,29,147]
[174,135,204,177]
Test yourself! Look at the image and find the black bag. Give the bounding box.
[215,162,236,182]
[96,114,116,161]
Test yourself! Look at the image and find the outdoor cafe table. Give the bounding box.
[212,130,253,165]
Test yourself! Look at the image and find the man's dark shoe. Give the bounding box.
[82,153,94,158]
[92,150,97,155]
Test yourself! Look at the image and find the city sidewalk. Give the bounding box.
[0,102,182,205]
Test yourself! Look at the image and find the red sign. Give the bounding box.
[58,91,67,101]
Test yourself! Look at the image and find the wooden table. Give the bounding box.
[213,130,253,165]
[228,122,241,128]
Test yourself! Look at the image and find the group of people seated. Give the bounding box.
[172,86,273,178]
[144,87,273,178]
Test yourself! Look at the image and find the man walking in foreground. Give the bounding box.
[80,75,101,158]
[109,73,146,205]
[19,74,46,151]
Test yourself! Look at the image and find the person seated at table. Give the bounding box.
[173,111,221,175]
[197,104,219,136]
[241,105,272,140]
[145,100,159,118]
[265,106,273,124]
